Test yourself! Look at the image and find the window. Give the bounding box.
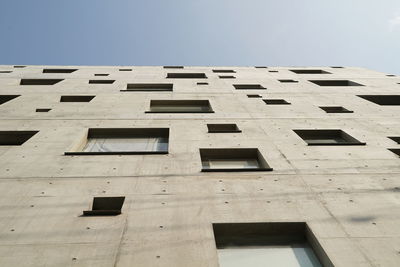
[233,84,266,90]
[212,69,236,73]
[94,74,109,76]
[20,79,63,85]
[163,66,184,69]
[269,70,278,73]
[83,196,125,216]
[197,82,208,85]
[247,94,262,98]
[0,131,38,146]
[263,99,290,105]
[200,148,272,171]
[166,73,207,79]
[219,75,235,79]
[358,95,400,106]
[207,124,241,133]
[14,66,26,68]
[386,74,396,77]
[119,69,132,71]
[123,83,173,92]
[88,80,115,84]
[65,128,169,155]
[293,129,366,146]
[319,106,353,113]
[0,95,20,105]
[330,66,344,68]
[43,69,77,73]
[290,69,331,74]
[310,80,364,86]
[278,79,298,83]
[146,100,214,113]
[0,71,12,73]
[389,149,400,157]
[255,66,268,68]
[213,222,332,267]
[60,95,95,102]
[36,108,51,112]
[388,137,400,144]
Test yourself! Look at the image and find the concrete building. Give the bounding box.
[0,65,399,266]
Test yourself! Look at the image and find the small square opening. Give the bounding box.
[43,69,77,73]
[233,84,266,90]
[358,95,400,106]
[88,80,115,84]
[20,79,63,85]
[60,95,95,102]
[200,148,272,172]
[290,69,331,74]
[319,106,353,113]
[123,83,173,92]
[0,131,38,146]
[263,99,291,105]
[36,108,51,112]
[0,95,20,105]
[146,100,214,113]
[310,80,364,86]
[83,196,125,216]
[167,73,207,79]
[207,124,241,133]
[293,129,366,146]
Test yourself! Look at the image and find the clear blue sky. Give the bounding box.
[1,0,399,74]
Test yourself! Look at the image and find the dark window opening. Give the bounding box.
[200,148,272,172]
[43,69,77,73]
[0,71,12,73]
[83,196,125,216]
[167,73,207,79]
[207,124,241,133]
[88,80,115,84]
[119,69,132,71]
[310,80,364,86]
[94,74,109,76]
[14,66,26,68]
[389,149,400,157]
[36,108,51,112]
[319,106,353,113]
[146,100,214,113]
[263,99,291,105]
[163,66,184,69]
[219,75,235,79]
[269,70,279,73]
[0,95,20,105]
[233,84,266,90]
[60,95,95,102]
[290,69,331,74]
[388,137,400,144]
[247,94,262,98]
[279,79,298,83]
[293,129,366,146]
[197,82,208,85]
[123,83,173,92]
[255,66,268,68]
[212,69,236,73]
[20,79,63,85]
[386,74,396,77]
[0,131,38,146]
[358,95,400,106]
[330,66,344,68]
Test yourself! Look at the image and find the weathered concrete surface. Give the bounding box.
[0,65,399,266]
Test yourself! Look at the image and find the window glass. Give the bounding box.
[84,137,168,152]
[203,159,259,169]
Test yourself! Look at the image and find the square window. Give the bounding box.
[310,80,364,86]
[213,222,331,267]
[20,79,63,85]
[358,95,400,106]
[83,196,125,216]
[60,95,95,102]
[163,66,184,69]
[388,149,400,157]
[279,79,298,83]
[233,84,266,90]
[200,148,272,171]
[219,75,235,79]
[263,99,291,105]
[166,73,207,79]
[293,129,366,146]
[123,83,173,92]
[36,108,51,112]
[88,80,115,84]
[247,94,262,98]
[65,128,169,155]
[290,69,331,74]
[0,131,38,146]
[43,69,77,73]
[319,106,353,113]
[207,124,241,133]
[0,95,20,105]
[146,100,214,113]
[388,137,400,144]
[212,69,236,73]
[94,74,109,76]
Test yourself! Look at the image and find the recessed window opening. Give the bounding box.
[0,71,12,73]
[88,80,115,84]
[233,84,266,90]
[388,137,400,144]
[310,80,364,86]
[200,148,272,172]
[36,108,51,112]
[166,73,207,79]
[255,66,268,68]
[60,95,95,102]
[14,66,26,68]
[94,74,109,76]
[290,69,331,74]
[0,95,20,105]
[197,82,208,85]
[20,79,63,85]
[219,75,235,79]
[388,149,400,157]
[123,83,173,92]
[207,124,241,133]
[119,69,132,71]
[212,69,236,73]
[163,66,184,69]
[293,129,366,146]
[263,99,291,105]
[83,196,125,216]
[213,222,332,267]
[320,106,353,113]
[247,94,262,98]
[386,74,396,77]
[0,131,38,146]
[330,66,344,68]
[146,100,214,113]
[269,70,278,73]
[358,95,400,106]
[43,69,77,73]
[279,79,298,83]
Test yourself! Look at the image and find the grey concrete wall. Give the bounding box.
[0,65,399,266]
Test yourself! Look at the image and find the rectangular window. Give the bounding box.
[255,66,268,68]
[123,83,173,92]
[219,75,235,79]
[146,100,214,113]
[65,128,169,155]
[197,82,208,85]
[166,73,207,79]
[94,74,109,76]
[43,69,77,73]
[358,95,400,106]
[0,71,12,73]
[388,137,400,144]
[293,129,366,146]
[319,106,353,113]
[200,148,272,171]
[0,95,20,105]
[263,99,291,105]
[83,196,125,216]
[290,69,331,74]
[269,70,279,73]
[207,124,241,133]
[163,66,184,69]
[278,79,298,83]
[247,94,262,98]
[0,131,38,146]
[213,222,332,267]
[119,69,132,71]
[20,79,63,85]
[36,108,51,112]
[310,80,364,86]
[389,149,400,157]
[88,80,115,84]
[14,66,26,68]
[212,69,236,73]
[233,84,266,90]
[60,95,95,102]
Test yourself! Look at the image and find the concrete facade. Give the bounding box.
[0,65,399,266]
